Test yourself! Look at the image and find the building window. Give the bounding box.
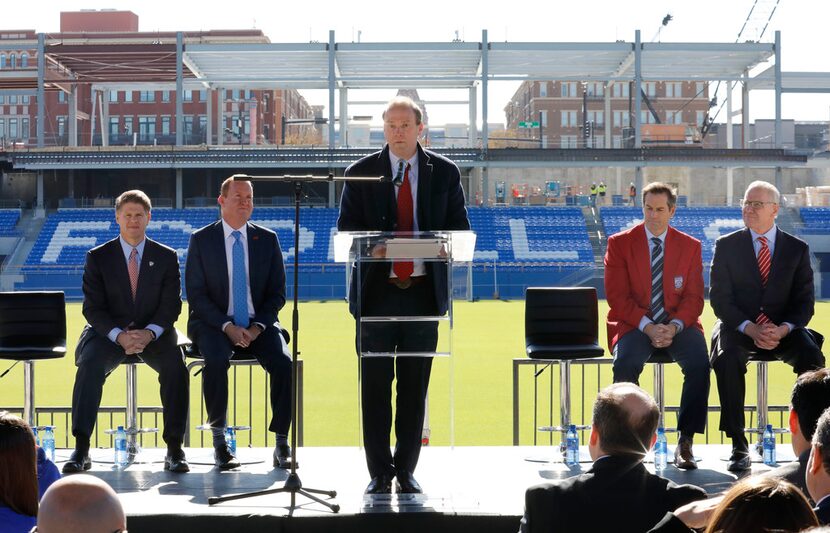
[696,111,706,127]
[184,90,193,102]
[586,83,604,97]
[640,110,658,124]
[109,91,118,103]
[10,53,16,69]
[9,118,18,139]
[695,82,705,97]
[644,82,656,97]
[612,83,630,98]
[0,119,4,137]
[123,117,133,136]
[9,94,17,105]
[57,116,66,138]
[124,91,133,103]
[587,111,604,127]
[612,135,622,148]
[138,116,156,141]
[541,134,548,148]
[665,82,682,98]
[139,91,155,103]
[58,91,66,103]
[666,110,683,124]
[161,91,170,103]
[560,135,577,148]
[199,90,207,102]
[0,54,5,69]
[561,110,578,128]
[560,82,577,98]
[613,111,630,128]
[109,117,120,136]
[539,83,547,97]
[20,53,28,68]
[22,95,30,104]
[540,110,548,127]
[161,116,171,136]
[0,95,4,104]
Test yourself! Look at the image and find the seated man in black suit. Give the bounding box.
[764,368,830,499]
[710,180,825,471]
[185,176,293,470]
[807,407,830,524]
[519,383,707,533]
[64,190,189,473]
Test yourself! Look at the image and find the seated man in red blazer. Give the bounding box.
[604,182,710,469]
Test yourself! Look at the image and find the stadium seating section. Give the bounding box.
[0,209,21,236]
[799,207,830,235]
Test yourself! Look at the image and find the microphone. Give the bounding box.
[393,160,406,186]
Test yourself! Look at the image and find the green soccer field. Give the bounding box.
[1,300,826,448]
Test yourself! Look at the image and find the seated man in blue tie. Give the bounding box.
[186,176,293,470]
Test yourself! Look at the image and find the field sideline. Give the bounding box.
[1,300,826,448]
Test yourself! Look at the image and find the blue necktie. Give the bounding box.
[231,230,249,328]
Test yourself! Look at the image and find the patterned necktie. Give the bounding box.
[756,236,772,325]
[649,237,667,325]
[231,230,249,328]
[128,247,139,300]
[394,161,414,282]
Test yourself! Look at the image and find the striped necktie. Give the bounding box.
[756,236,772,325]
[649,237,667,325]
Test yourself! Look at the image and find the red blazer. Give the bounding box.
[604,223,704,348]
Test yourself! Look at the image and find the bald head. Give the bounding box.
[591,383,659,458]
[37,475,126,533]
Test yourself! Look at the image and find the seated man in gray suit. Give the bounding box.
[519,383,706,533]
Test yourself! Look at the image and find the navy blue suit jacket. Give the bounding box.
[337,143,470,317]
[77,237,181,362]
[185,220,286,334]
[710,227,814,332]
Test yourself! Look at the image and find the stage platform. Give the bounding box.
[51,444,790,533]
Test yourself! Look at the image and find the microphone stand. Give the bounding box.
[208,172,386,513]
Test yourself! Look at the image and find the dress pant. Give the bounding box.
[190,323,293,436]
[613,327,710,435]
[359,276,438,479]
[71,327,189,446]
[710,320,825,439]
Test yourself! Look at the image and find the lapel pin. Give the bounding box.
[149,261,154,267]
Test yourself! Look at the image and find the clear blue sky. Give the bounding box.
[5,0,828,126]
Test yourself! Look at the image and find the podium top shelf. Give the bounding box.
[333,231,476,263]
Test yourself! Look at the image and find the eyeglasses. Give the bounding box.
[740,200,777,210]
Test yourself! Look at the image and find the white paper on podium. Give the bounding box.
[384,238,444,259]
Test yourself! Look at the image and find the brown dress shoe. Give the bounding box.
[674,437,698,469]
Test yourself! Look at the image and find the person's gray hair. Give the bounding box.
[745,180,780,204]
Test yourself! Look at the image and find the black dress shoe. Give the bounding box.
[395,471,423,494]
[213,444,241,470]
[674,437,698,470]
[273,443,295,469]
[727,450,751,472]
[62,448,91,474]
[365,474,394,494]
[164,448,190,473]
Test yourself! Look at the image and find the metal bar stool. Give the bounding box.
[524,287,605,447]
[0,291,66,428]
[648,349,674,431]
[183,343,303,447]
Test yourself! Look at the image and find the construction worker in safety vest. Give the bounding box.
[589,183,598,206]
[598,182,607,205]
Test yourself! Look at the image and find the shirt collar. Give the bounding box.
[390,152,417,177]
[644,226,667,244]
[119,236,146,257]
[750,225,777,245]
[222,219,247,240]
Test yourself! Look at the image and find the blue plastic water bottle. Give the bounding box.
[763,424,776,466]
[33,427,40,447]
[225,427,237,455]
[114,426,128,468]
[42,427,56,463]
[565,425,579,466]
[654,427,668,472]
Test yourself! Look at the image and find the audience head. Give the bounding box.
[704,476,817,533]
[219,175,254,228]
[741,180,780,234]
[790,368,830,454]
[589,383,659,460]
[114,190,152,246]
[36,474,126,533]
[0,411,38,517]
[808,407,830,505]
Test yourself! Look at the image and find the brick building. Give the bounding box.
[505,80,712,148]
[0,10,317,147]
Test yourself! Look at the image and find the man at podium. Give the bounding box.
[338,96,470,494]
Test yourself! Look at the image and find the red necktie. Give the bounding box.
[128,247,139,300]
[756,236,771,325]
[394,162,414,281]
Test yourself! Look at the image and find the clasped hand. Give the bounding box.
[224,324,261,349]
[746,322,789,350]
[117,329,153,355]
[644,323,677,349]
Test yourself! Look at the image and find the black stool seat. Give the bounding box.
[527,344,604,360]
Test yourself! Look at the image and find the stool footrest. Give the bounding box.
[538,424,591,432]
[105,427,159,435]
[196,424,252,432]
[744,427,789,435]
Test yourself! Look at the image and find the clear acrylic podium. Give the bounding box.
[333,231,476,447]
